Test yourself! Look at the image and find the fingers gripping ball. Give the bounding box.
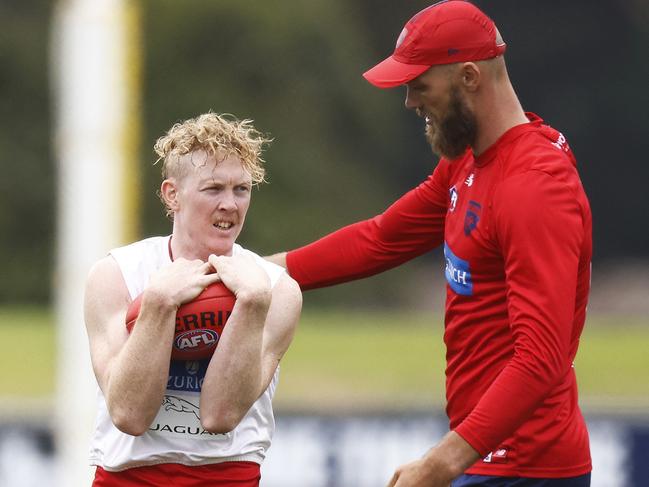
[125,282,236,361]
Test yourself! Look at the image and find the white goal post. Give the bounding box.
[51,0,141,484]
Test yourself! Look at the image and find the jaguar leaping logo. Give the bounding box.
[162,395,200,420]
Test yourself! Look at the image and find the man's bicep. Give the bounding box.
[260,273,302,386]
[84,256,131,391]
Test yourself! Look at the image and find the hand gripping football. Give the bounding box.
[125,282,236,361]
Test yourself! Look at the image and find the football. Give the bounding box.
[125,282,236,361]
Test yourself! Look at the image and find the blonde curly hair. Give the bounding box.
[154,112,271,184]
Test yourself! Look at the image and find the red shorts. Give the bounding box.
[93,461,261,487]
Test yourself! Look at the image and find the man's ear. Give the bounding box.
[160,179,180,212]
[459,62,481,92]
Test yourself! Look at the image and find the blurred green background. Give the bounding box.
[1,0,648,414]
[2,308,649,415]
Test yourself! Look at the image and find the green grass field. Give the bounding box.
[1,307,648,415]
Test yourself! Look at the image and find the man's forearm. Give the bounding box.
[106,291,177,435]
[199,293,270,433]
[426,431,481,480]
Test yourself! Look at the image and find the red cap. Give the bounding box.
[363,1,506,88]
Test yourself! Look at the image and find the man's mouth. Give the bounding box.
[418,108,434,126]
[213,221,234,230]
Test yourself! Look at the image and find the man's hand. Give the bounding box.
[146,258,220,309]
[387,431,480,487]
[388,456,451,487]
[208,253,271,307]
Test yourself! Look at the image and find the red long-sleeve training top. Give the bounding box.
[286,114,592,478]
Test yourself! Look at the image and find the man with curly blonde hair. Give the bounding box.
[84,112,301,486]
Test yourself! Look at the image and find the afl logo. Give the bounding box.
[174,329,219,353]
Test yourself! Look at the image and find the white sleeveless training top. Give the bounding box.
[89,236,285,472]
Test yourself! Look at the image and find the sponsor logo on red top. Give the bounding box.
[449,186,459,212]
[464,200,481,236]
[444,242,473,296]
[551,132,570,153]
[483,447,509,464]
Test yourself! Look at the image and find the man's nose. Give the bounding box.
[404,87,418,110]
[218,190,237,210]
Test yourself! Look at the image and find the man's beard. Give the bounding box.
[425,87,477,160]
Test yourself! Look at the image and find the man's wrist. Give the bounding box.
[236,287,272,309]
[422,431,481,480]
[141,287,180,313]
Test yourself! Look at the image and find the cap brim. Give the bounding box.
[363,56,431,88]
